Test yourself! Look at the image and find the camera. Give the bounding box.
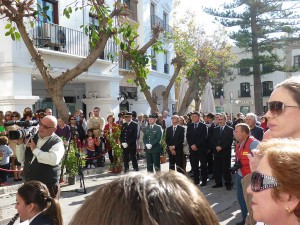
[230,160,243,174]
[4,120,39,140]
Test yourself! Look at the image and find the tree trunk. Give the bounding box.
[136,76,159,113]
[194,93,200,111]
[162,63,182,111]
[177,74,200,115]
[250,5,264,116]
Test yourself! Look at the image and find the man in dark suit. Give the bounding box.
[120,112,139,173]
[165,115,185,173]
[210,113,234,190]
[186,111,208,186]
[245,113,264,141]
[143,114,163,172]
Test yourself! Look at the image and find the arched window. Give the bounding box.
[240,82,251,97]
[262,81,273,97]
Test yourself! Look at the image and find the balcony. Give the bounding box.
[119,54,131,70]
[150,15,173,35]
[30,21,117,60]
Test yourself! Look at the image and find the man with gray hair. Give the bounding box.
[245,113,264,141]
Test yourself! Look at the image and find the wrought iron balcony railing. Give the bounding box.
[150,15,173,35]
[30,21,117,61]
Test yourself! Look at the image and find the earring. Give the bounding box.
[286,207,292,213]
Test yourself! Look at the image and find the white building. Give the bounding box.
[208,45,300,117]
[0,0,175,118]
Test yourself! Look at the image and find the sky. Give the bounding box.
[174,0,232,34]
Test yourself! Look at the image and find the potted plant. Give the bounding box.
[160,131,168,164]
[106,127,123,173]
[64,140,85,185]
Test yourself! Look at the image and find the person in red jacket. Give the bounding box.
[233,123,260,225]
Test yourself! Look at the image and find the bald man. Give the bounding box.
[15,115,65,199]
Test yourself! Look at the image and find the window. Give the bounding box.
[262,81,273,97]
[151,49,157,70]
[164,52,169,74]
[37,0,58,24]
[124,0,130,7]
[240,82,251,97]
[294,55,300,68]
[214,85,224,98]
[163,12,167,31]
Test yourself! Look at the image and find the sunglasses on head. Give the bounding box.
[251,171,279,192]
[268,101,300,116]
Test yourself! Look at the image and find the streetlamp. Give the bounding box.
[229,91,233,121]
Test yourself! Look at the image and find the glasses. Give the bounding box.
[70,118,76,120]
[11,115,19,118]
[268,101,300,116]
[251,171,279,192]
[39,122,55,129]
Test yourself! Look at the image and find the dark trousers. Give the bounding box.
[214,154,232,187]
[207,150,214,174]
[0,163,9,183]
[123,148,138,170]
[190,150,208,184]
[146,152,160,172]
[107,148,114,163]
[87,149,95,166]
[169,153,184,174]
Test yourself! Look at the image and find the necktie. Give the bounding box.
[173,126,176,136]
[150,125,153,129]
[194,123,197,130]
[220,126,224,136]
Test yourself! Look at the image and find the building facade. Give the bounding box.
[208,45,300,117]
[0,0,175,118]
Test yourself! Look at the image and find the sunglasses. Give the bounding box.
[251,171,279,192]
[11,115,19,118]
[268,101,300,116]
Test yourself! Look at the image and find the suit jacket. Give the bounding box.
[165,125,184,155]
[250,125,264,141]
[210,125,233,157]
[120,121,138,149]
[186,122,208,152]
[143,124,163,154]
[30,213,52,225]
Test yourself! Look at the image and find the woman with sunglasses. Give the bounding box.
[4,111,23,182]
[246,138,300,225]
[264,76,300,138]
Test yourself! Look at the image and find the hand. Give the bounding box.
[216,146,222,152]
[248,149,262,172]
[191,144,198,151]
[122,143,128,148]
[169,146,175,151]
[146,144,152,149]
[28,139,37,151]
[171,149,176,155]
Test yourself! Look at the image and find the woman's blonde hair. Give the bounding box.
[257,138,300,218]
[69,171,219,225]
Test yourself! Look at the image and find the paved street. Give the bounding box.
[0,157,242,225]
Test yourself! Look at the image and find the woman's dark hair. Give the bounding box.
[17,181,63,225]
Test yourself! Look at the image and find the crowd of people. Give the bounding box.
[1,76,300,225]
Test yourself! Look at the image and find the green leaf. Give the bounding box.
[11,33,15,41]
[29,21,34,28]
[5,31,10,36]
[5,23,11,29]
[15,32,21,41]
